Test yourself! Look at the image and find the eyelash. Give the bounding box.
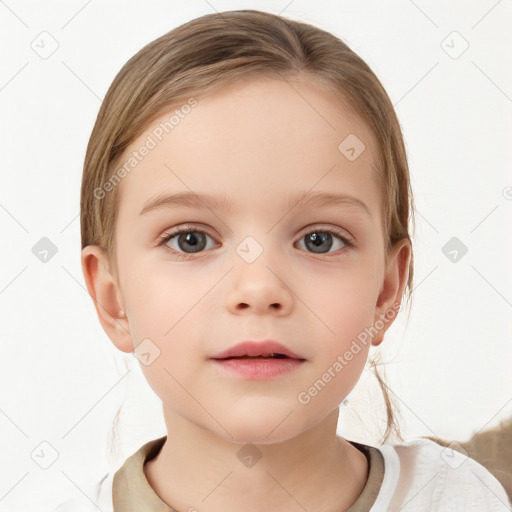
[156,225,354,260]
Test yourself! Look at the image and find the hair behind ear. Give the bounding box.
[369,355,404,444]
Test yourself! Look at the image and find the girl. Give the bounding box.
[60,9,508,511]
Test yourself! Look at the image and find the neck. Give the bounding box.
[144,407,368,512]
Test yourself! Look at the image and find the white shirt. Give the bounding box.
[52,437,510,511]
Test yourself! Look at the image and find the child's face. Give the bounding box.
[104,75,405,443]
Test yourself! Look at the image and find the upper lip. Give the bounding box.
[211,340,305,360]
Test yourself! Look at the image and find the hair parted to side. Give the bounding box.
[80,9,415,444]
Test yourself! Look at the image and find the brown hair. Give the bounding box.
[81,9,415,443]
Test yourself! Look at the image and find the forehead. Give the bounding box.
[115,74,383,220]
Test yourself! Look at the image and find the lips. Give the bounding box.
[210,340,305,360]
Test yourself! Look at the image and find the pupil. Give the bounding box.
[186,233,198,245]
[306,232,332,253]
[311,233,322,246]
[179,232,206,253]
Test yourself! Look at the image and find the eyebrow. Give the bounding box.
[139,190,371,217]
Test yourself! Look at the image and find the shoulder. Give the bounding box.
[51,472,113,512]
[375,437,510,511]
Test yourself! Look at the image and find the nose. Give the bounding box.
[225,258,293,316]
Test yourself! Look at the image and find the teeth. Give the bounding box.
[230,353,286,359]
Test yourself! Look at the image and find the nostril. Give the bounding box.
[236,303,281,310]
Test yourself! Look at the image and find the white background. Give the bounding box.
[1,0,511,510]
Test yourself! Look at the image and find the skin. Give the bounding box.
[82,74,411,512]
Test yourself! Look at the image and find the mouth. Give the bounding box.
[210,340,305,360]
[210,341,306,379]
[214,353,293,360]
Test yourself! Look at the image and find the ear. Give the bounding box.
[81,245,134,353]
[371,238,412,346]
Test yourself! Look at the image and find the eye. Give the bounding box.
[158,227,218,259]
[295,227,353,255]
[157,225,353,260]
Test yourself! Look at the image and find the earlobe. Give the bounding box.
[81,245,134,353]
[371,238,412,347]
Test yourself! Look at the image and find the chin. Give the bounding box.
[210,402,309,445]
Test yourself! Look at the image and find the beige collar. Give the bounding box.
[112,436,384,511]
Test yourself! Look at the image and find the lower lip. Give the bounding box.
[211,357,304,379]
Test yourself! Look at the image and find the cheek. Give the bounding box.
[123,266,208,403]
[123,262,204,337]
[302,264,379,343]
[122,261,219,382]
